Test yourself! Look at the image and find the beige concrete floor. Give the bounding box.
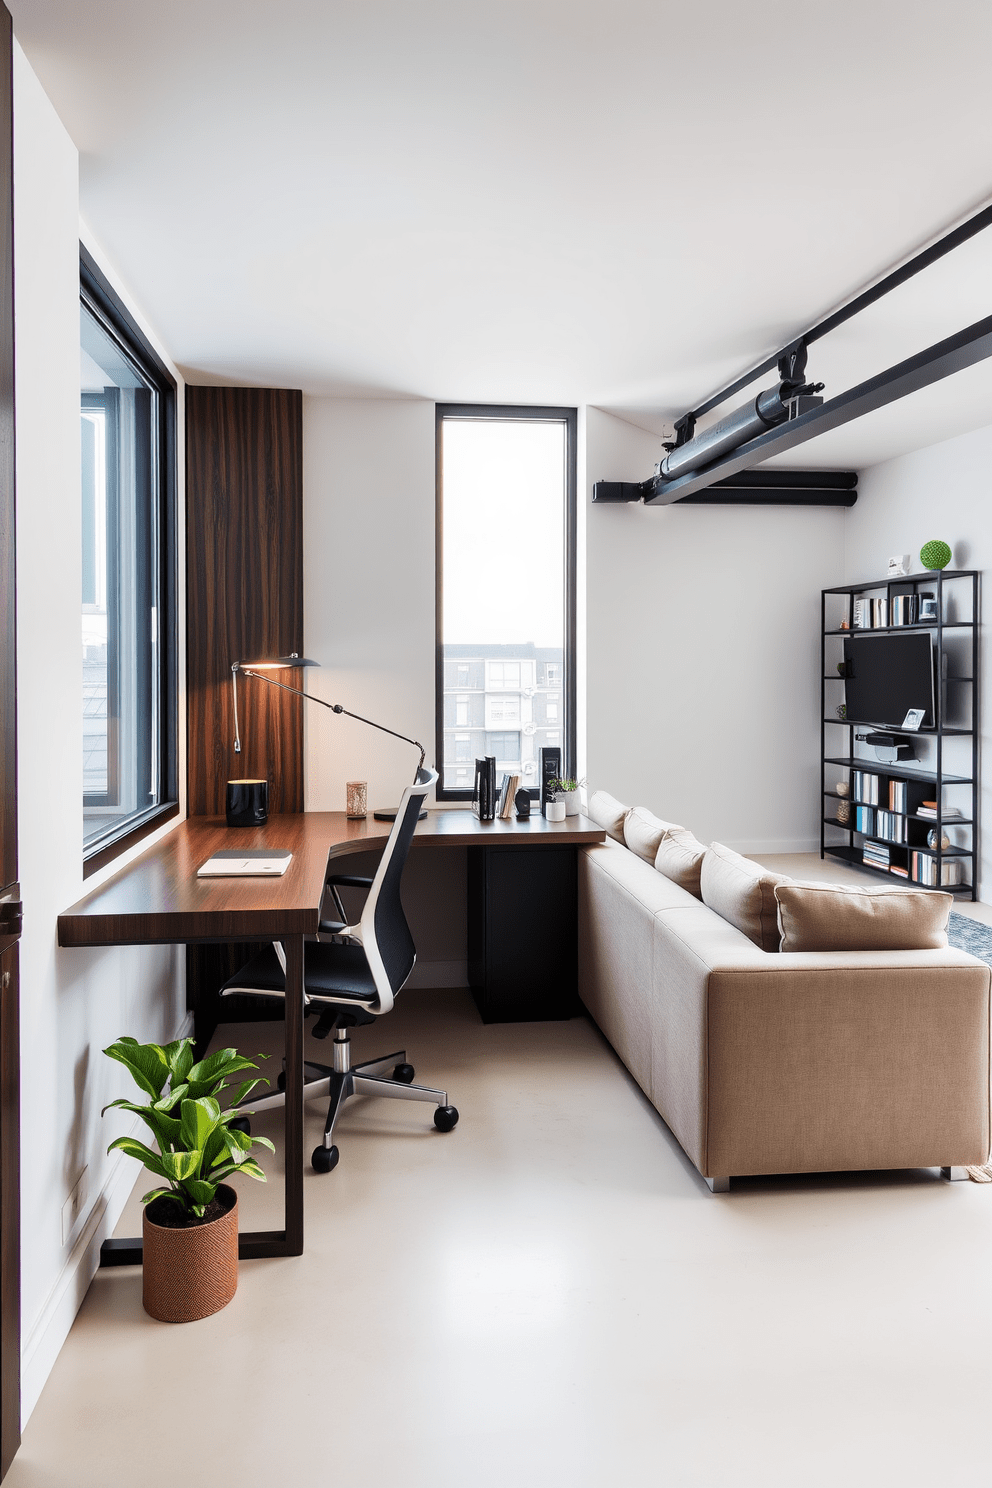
[8,863,992,1488]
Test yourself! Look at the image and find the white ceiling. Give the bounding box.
[10,0,992,468]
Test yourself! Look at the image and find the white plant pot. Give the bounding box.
[546,801,566,822]
[563,790,580,816]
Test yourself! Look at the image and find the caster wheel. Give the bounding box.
[392,1062,415,1084]
[276,1071,286,1092]
[229,1116,251,1136]
[311,1144,339,1174]
[434,1105,459,1133]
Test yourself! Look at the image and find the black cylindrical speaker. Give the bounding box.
[226,779,268,827]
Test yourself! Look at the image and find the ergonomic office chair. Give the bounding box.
[219,766,458,1172]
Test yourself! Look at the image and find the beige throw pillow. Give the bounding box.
[776,882,951,952]
[587,790,630,843]
[623,806,685,864]
[700,842,791,952]
[654,829,706,898]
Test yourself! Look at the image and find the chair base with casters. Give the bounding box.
[220,765,457,1173]
[228,999,458,1173]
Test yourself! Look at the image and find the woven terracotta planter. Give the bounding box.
[142,1185,238,1323]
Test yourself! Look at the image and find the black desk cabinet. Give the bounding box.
[467,845,579,1022]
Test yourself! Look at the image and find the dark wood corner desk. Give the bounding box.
[57,809,604,1263]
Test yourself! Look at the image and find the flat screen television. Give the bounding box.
[842,632,934,728]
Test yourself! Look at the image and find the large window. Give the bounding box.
[80,249,177,872]
[436,405,576,798]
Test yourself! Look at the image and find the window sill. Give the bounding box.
[83,801,180,879]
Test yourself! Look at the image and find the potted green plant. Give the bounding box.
[551,776,586,817]
[545,779,566,821]
[102,1035,272,1323]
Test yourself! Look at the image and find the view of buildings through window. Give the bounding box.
[80,289,163,853]
[437,410,573,795]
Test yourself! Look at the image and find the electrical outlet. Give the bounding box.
[61,1167,88,1247]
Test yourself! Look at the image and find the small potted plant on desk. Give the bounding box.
[546,781,566,822]
[551,776,585,817]
[102,1036,272,1323]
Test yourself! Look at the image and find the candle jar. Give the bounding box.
[346,781,367,819]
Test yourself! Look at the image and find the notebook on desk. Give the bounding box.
[197,849,293,877]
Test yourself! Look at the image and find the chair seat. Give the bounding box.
[220,941,381,1005]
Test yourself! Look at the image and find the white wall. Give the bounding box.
[845,425,992,896]
[14,45,186,1421]
[585,407,847,851]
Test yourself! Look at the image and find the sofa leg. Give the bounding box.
[704,1175,730,1193]
[940,1166,969,1181]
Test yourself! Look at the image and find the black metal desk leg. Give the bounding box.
[283,933,305,1254]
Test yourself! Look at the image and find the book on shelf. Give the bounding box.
[889,865,909,878]
[852,597,867,629]
[911,851,963,887]
[869,597,888,628]
[863,842,890,868]
[890,594,920,627]
[888,780,907,813]
[874,809,905,844]
[916,803,962,820]
[855,804,875,834]
[853,770,880,805]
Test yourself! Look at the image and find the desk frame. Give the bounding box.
[58,810,604,1262]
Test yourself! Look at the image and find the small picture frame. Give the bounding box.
[901,708,926,731]
[918,596,939,623]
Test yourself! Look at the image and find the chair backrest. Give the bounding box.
[359,766,437,1015]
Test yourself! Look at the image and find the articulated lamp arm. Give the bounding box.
[234,665,426,780]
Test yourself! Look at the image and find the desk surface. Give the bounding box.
[58,809,605,948]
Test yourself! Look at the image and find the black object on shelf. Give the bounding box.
[540,746,561,817]
[820,569,979,900]
[514,788,532,819]
[473,756,497,823]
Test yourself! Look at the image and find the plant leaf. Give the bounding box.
[108,1136,168,1179]
[155,1083,189,1113]
[163,1037,196,1084]
[179,1096,222,1153]
[160,1149,201,1183]
[103,1038,170,1100]
[183,1178,216,1205]
[141,1186,176,1207]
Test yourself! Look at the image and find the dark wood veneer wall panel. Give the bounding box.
[185,386,304,817]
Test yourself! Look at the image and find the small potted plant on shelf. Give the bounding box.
[102,1035,272,1324]
[551,776,586,817]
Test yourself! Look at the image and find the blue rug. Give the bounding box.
[947,911,992,967]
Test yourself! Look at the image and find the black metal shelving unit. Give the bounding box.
[820,569,979,900]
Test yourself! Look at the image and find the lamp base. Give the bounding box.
[373,806,428,821]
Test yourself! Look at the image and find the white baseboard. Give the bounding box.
[405,959,468,989]
[21,1138,139,1424]
[723,839,821,857]
[21,1008,195,1425]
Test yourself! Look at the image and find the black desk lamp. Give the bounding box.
[231,655,428,820]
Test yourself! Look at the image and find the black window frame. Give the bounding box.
[80,245,179,877]
[435,403,577,802]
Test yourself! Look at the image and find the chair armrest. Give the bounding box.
[318,918,348,935]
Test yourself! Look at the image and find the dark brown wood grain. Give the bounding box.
[0,7,19,1477]
[0,944,17,1478]
[185,386,304,818]
[58,811,606,948]
[0,2,14,899]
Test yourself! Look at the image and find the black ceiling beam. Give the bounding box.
[688,200,992,423]
[644,309,992,506]
[674,470,857,506]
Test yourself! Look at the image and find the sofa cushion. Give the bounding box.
[700,842,791,952]
[623,806,684,863]
[654,828,706,898]
[776,882,951,952]
[587,790,630,843]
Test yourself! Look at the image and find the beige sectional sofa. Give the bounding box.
[578,803,992,1189]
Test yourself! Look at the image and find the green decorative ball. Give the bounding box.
[920,539,951,571]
